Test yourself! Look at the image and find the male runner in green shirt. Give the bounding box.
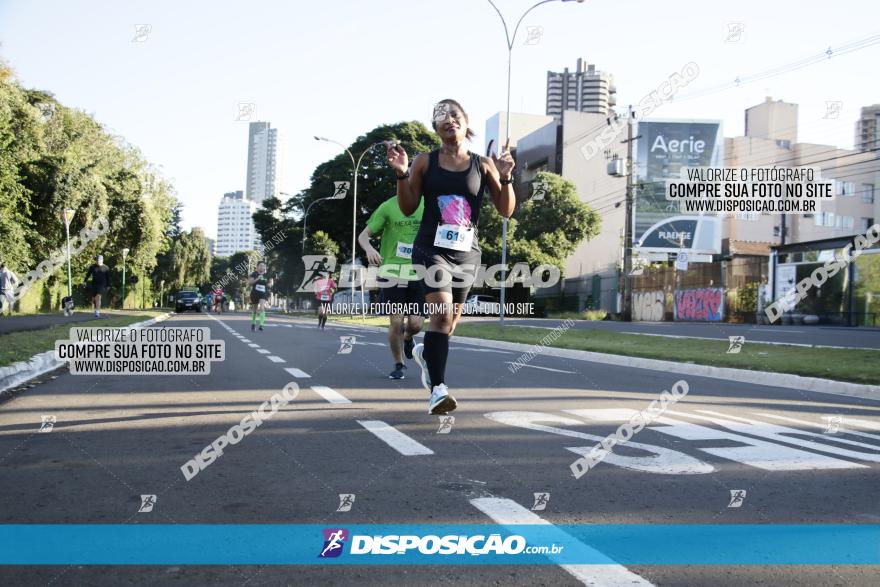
[358,195,425,379]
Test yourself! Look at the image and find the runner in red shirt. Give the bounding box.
[313,274,336,330]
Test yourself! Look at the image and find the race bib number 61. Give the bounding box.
[433,224,473,251]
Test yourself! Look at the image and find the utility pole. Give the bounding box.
[621,106,640,322]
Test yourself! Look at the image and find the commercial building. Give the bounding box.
[215,191,259,257]
[507,96,878,322]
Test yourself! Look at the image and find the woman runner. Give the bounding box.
[386,99,515,414]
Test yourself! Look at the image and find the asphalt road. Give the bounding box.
[487,317,880,349]
[1,311,878,585]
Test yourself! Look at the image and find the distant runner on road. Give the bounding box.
[0,261,20,316]
[85,255,110,318]
[248,261,273,331]
[358,194,425,379]
[314,273,336,330]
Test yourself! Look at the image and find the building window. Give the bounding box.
[736,212,759,221]
[815,211,836,227]
[862,184,875,204]
[837,181,855,196]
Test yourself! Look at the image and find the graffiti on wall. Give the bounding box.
[674,288,724,321]
[633,290,665,321]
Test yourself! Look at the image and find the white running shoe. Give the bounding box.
[428,384,457,415]
[412,343,431,393]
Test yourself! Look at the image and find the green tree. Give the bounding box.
[0,56,176,311]
[293,121,439,265]
[169,228,211,290]
[478,171,600,272]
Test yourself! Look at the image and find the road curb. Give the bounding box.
[324,318,880,401]
[0,313,173,395]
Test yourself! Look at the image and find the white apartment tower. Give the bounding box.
[215,191,260,257]
[855,104,880,153]
[245,121,285,203]
[546,58,616,121]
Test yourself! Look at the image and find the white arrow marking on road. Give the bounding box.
[267,356,285,363]
[284,368,311,379]
[687,410,880,463]
[357,420,433,455]
[485,411,712,475]
[502,362,576,374]
[470,497,653,586]
[652,415,866,470]
[756,413,880,441]
[311,386,351,404]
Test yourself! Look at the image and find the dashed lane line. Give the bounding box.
[357,420,434,456]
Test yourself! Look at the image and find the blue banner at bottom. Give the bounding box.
[1,525,878,565]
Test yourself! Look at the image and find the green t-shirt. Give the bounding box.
[366,196,424,280]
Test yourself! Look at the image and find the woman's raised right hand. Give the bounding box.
[386,143,408,175]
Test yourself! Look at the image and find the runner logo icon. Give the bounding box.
[319,528,349,558]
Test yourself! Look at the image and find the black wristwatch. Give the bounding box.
[500,176,514,185]
[396,171,411,180]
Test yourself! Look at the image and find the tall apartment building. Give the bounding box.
[245,121,285,203]
[545,58,616,121]
[855,104,880,152]
[215,191,259,257]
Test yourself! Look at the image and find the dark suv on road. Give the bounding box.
[174,290,202,313]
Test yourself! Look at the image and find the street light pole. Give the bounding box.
[486,0,584,324]
[314,136,385,309]
[121,248,130,309]
[297,195,345,256]
[61,209,75,300]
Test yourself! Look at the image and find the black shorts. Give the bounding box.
[91,286,107,298]
[250,292,268,305]
[317,300,332,311]
[411,244,480,306]
[378,276,426,316]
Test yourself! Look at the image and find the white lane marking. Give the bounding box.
[257,349,270,354]
[470,497,652,586]
[756,413,880,441]
[357,420,434,455]
[451,346,514,354]
[241,339,253,343]
[502,362,576,374]
[285,368,311,378]
[485,411,712,475]
[751,328,805,333]
[619,331,864,350]
[248,343,260,348]
[311,385,352,404]
[267,356,285,363]
[841,416,880,432]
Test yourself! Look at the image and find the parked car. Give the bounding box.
[174,290,202,313]
[464,294,500,316]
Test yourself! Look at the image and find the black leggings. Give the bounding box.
[412,244,480,388]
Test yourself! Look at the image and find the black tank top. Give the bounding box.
[414,149,486,254]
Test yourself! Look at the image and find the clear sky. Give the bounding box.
[1,0,876,239]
